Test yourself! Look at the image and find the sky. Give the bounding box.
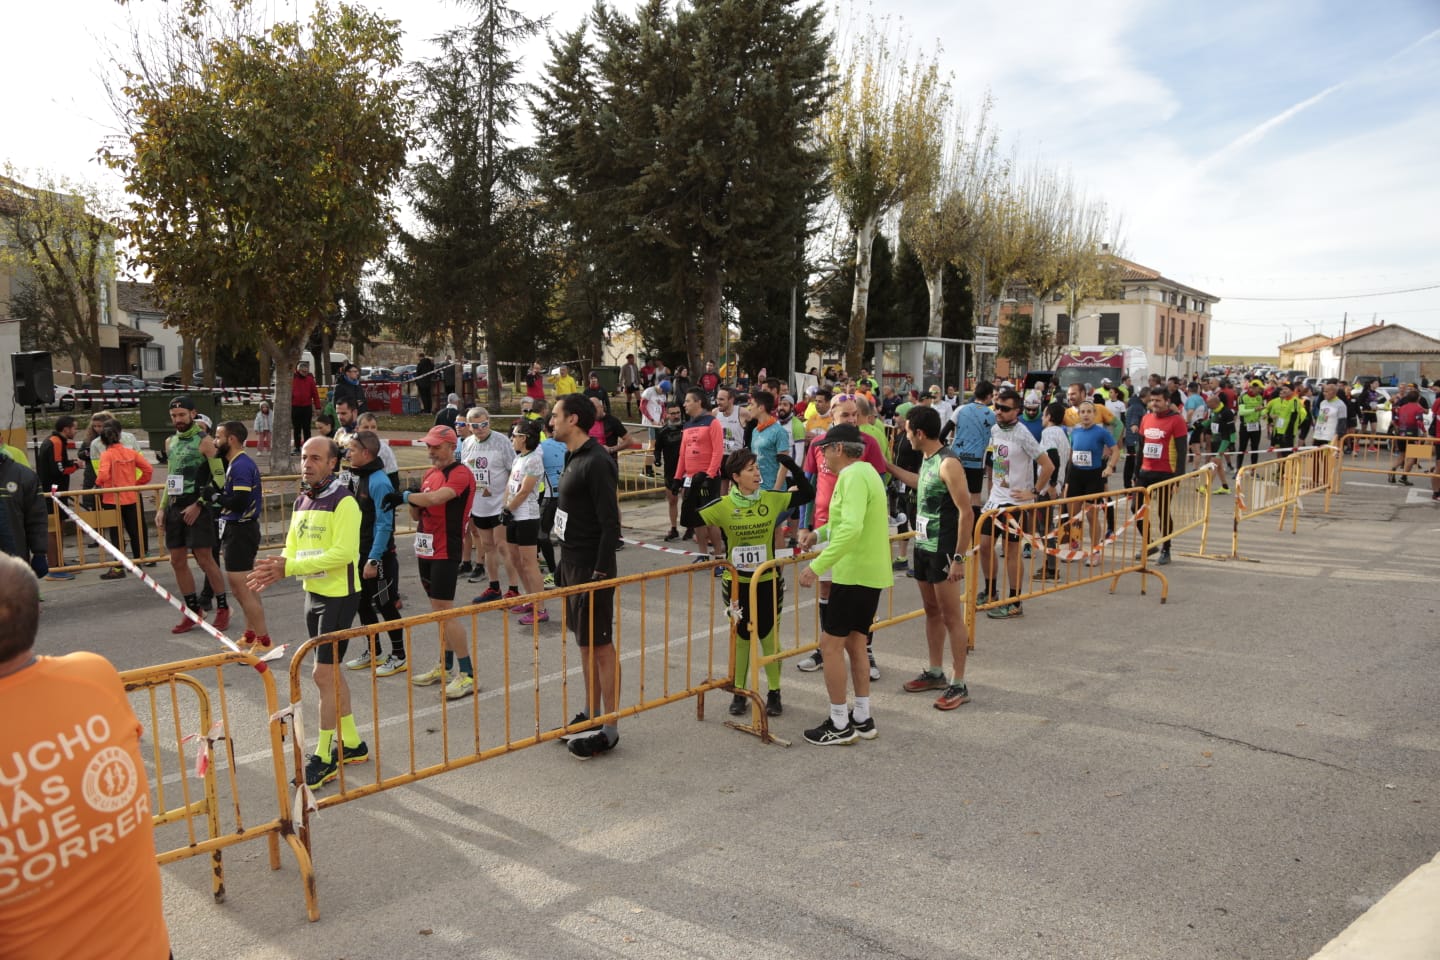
[5,0,1440,358]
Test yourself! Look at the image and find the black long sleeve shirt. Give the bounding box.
[557,438,620,577]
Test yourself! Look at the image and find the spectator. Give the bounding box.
[584,372,611,414]
[434,393,461,431]
[415,354,436,413]
[523,361,547,403]
[254,400,273,452]
[331,362,365,415]
[95,422,155,579]
[620,354,641,416]
[291,359,321,453]
[0,554,171,959]
[550,364,579,397]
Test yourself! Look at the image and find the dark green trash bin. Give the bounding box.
[141,392,222,461]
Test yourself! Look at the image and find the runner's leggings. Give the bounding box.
[1136,470,1175,547]
[1236,423,1263,465]
[730,577,782,692]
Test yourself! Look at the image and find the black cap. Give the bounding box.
[817,423,863,447]
[169,395,196,410]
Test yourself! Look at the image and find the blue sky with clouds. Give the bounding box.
[6,0,1439,355]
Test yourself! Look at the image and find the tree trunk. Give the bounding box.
[180,332,196,386]
[925,267,945,339]
[201,333,217,389]
[701,258,724,372]
[261,336,307,475]
[846,212,878,376]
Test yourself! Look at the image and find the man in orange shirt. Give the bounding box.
[0,553,171,959]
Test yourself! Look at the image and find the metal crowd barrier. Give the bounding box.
[45,466,429,574]
[282,561,738,915]
[1142,462,1218,556]
[121,651,318,921]
[615,447,668,500]
[965,484,1161,650]
[1338,432,1437,485]
[1205,445,1339,562]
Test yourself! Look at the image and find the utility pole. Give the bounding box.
[1337,312,1348,381]
[789,284,797,390]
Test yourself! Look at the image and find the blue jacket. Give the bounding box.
[951,401,996,467]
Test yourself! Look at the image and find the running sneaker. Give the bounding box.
[474,587,504,603]
[457,561,474,576]
[568,731,617,759]
[903,669,949,693]
[1215,486,1231,495]
[849,713,878,740]
[1084,555,1103,568]
[766,689,783,717]
[664,528,680,542]
[211,607,231,631]
[1156,550,1172,566]
[682,528,694,540]
[518,610,550,625]
[868,652,880,681]
[333,740,370,765]
[556,712,594,741]
[444,674,476,700]
[467,566,487,583]
[891,557,908,570]
[304,752,338,788]
[796,651,823,672]
[412,665,448,686]
[375,654,408,677]
[100,567,125,580]
[511,601,534,614]
[344,649,377,671]
[934,682,971,711]
[1022,543,1032,559]
[45,571,76,581]
[172,611,203,634]
[985,602,1024,620]
[503,587,521,600]
[542,573,556,588]
[803,717,857,746]
[728,693,749,716]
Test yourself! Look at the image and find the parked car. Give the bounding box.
[93,376,163,406]
[361,366,397,381]
[160,371,224,389]
[392,363,418,380]
[46,384,77,411]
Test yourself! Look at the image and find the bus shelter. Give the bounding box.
[866,336,971,397]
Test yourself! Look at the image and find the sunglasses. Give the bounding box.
[994,405,1017,413]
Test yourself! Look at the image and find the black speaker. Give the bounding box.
[12,351,54,408]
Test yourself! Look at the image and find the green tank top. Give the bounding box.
[699,488,793,581]
[167,427,210,497]
[916,447,959,554]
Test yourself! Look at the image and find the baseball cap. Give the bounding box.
[660,379,672,393]
[1101,377,1113,385]
[816,423,863,447]
[928,385,942,397]
[1023,391,1042,408]
[423,425,458,446]
[168,395,195,410]
[1001,380,1015,389]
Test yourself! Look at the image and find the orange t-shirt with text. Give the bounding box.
[0,653,170,960]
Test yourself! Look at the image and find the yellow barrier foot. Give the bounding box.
[723,688,792,746]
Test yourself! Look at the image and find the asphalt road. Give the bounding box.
[28,476,1440,960]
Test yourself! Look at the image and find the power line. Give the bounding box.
[1221,282,1440,302]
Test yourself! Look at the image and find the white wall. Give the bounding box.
[0,320,23,439]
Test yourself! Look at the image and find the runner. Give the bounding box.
[1388,388,1427,484]
[156,396,229,633]
[1236,380,1266,466]
[886,406,973,711]
[699,449,812,718]
[247,436,367,789]
[396,425,479,699]
[1264,382,1307,458]
[1064,401,1120,566]
[502,418,550,625]
[653,401,686,541]
[201,421,268,652]
[796,424,893,745]
[676,388,725,562]
[1204,394,1235,493]
[1135,389,1189,566]
[640,378,671,473]
[462,407,516,603]
[550,393,623,760]
[341,431,407,677]
[978,388,1056,619]
[715,386,744,455]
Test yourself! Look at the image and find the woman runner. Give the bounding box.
[699,449,813,718]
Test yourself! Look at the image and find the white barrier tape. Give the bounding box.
[46,487,290,668]
[292,783,318,826]
[620,536,716,559]
[180,721,225,778]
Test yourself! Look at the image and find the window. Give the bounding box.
[1190,324,1197,350]
[1056,313,1070,345]
[1098,313,1120,345]
[143,346,164,371]
[1197,325,1205,353]
[1196,300,1205,314]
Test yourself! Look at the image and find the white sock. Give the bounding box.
[852,696,871,723]
[829,702,849,729]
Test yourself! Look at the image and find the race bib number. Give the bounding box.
[1246,421,1260,433]
[166,474,185,495]
[413,533,434,558]
[683,475,693,489]
[339,469,353,488]
[1143,441,1163,460]
[296,548,325,579]
[915,516,930,540]
[1210,422,1220,434]
[472,466,488,489]
[552,508,569,542]
[1275,417,1289,433]
[509,478,522,496]
[730,544,766,572]
[1071,450,1093,468]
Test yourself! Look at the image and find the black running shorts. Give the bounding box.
[821,582,881,638]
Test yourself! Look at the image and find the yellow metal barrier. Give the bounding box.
[120,651,318,921]
[1339,432,1436,485]
[616,447,668,500]
[1208,446,1338,561]
[1142,462,1218,556]
[727,532,923,746]
[282,561,738,910]
[965,485,1162,650]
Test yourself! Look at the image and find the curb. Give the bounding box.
[1309,849,1440,959]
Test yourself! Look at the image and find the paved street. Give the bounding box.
[32,478,1440,960]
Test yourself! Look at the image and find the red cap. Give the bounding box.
[423,425,458,447]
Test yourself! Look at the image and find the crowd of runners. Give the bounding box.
[4,363,1439,784]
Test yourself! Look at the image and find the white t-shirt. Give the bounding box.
[376,437,399,475]
[640,386,667,427]
[1312,397,1346,442]
[462,431,515,517]
[985,423,1045,510]
[1041,424,1071,491]
[506,450,546,521]
[716,407,743,453]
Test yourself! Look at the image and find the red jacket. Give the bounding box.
[291,372,320,409]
